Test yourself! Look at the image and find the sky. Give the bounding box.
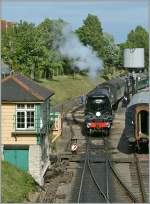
[1,0,149,43]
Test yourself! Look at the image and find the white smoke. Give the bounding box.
[54,24,103,79]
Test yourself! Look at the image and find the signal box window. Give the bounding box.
[16,104,35,130]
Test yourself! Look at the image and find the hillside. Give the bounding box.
[2,161,37,203]
[39,74,105,105]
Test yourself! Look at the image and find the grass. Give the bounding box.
[1,161,37,203]
[39,74,105,105]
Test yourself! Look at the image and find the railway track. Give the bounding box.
[75,133,139,203]
[58,105,149,203]
[71,107,137,202]
[77,136,111,203]
[104,137,139,203]
[46,103,149,203]
[132,154,149,202]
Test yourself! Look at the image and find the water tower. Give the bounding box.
[124,48,144,73]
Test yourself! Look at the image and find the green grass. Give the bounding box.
[2,161,37,203]
[39,74,105,105]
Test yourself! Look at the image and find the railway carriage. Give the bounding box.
[136,74,149,91]
[124,90,149,152]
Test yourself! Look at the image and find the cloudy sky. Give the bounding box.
[2,0,149,43]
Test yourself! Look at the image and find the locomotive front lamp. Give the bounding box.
[96,112,101,117]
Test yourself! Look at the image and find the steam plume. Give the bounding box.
[54,24,103,79]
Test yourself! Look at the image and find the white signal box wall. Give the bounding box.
[124,48,144,68]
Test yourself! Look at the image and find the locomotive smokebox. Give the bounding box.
[124,48,144,70]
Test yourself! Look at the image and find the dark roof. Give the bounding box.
[127,90,149,108]
[2,74,54,102]
[106,78,125,89]
[87,88,109,98]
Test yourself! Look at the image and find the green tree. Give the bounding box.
[125,26,149,69]
[76,14,124,79]
[101,66,127,80]
[37,18,66,78]
[2,19,66,80]
[2,21,46,79]
[76,14,104,57]
[36,18,53,50]
[103,32,120,67]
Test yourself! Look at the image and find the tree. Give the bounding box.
[36,18,53,49]
[37,18,66,78]
[2,21,46,79]
[101,66,127,80]
[103,32,120,67]
[124,26,149,69]
[2,19,66,80]
[76,14,104,58]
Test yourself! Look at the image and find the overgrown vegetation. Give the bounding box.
[2,161,37,203]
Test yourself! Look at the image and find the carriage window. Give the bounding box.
[138,110,149,135]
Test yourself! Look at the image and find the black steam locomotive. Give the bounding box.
[84,74,148,136]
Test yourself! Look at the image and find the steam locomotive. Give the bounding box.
[84,73,148,136]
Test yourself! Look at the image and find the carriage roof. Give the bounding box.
[127,90,149,108]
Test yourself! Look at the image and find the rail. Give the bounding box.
[77,128,111,203]
[134,154,147,203]
[77,137,88,203]
[103,137,139,203]
[87,153,111,203]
